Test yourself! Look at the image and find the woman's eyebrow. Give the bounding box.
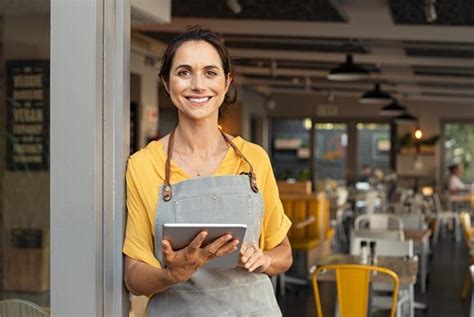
[174,64,220,70]
[174,64,192,70]
[203,65,220,70]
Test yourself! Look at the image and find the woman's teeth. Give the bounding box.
[188,97,210,103]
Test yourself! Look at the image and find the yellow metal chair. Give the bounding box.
[460,212,474,300]
[312,264,400,317]
[460,212,474,242]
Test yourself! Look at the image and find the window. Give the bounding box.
[444,122,474,182]
[356,123,391,177]
[271,118,310,181]
[314,123,348,184]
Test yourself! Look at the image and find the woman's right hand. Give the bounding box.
[161,231,239,284]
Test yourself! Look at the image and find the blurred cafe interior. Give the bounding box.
[1,0,474,316]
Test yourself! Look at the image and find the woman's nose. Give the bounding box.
[190,74,205,91]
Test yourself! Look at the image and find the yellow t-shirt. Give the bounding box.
[123,136,291,268]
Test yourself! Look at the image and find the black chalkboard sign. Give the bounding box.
[6,60,50,171]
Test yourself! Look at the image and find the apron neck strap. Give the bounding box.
[162,129,176,201]
[162,128,258,202]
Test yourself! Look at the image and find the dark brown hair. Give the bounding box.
[158,25,237,114]
[448,164,460,173]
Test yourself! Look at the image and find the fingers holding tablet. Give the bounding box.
[239,242,272,273]
[203,234,239,258]
[186,230,209,253]
[162,224,247,269]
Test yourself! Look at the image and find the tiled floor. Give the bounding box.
[277,234,471,317]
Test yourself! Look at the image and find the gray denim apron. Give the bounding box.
[147,130,282,317]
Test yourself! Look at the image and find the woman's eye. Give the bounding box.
[177,70,191,77]
[206,70,218,77]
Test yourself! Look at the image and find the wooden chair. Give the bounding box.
[312,264,399,317]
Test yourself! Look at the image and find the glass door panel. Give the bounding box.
[1,3,51,308]
[314,123,347,184]
[356,123,391,179]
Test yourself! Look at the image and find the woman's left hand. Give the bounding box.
[239,242,272,273]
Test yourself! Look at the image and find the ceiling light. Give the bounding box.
[327,54,369,81]
[414,127,423,140]
[266,97,276,110]
[379,99,407,116]
[359,83,392,104]
[227,0,242,14]
[304,76,312,91]
[270,59,277,78]
[424,0,437,23]
[394,112,418,124]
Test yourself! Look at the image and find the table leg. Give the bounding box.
[432,217,440,245]
[409,285,415,317]
[421,238,428,293]
[455,216,461,243]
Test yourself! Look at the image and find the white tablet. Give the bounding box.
[162,223,247,269]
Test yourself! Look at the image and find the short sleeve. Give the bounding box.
[260,154,292,250]
[449,176,465,192]
[123,158,161,268]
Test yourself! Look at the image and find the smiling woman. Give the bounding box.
[123,26,292,316]
[164,40,231,122]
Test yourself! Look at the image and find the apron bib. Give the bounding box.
[147,130,282,317]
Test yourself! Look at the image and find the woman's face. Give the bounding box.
[166,40,231,122]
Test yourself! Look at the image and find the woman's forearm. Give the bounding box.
[263,237,293,276]
[124,257,176,296]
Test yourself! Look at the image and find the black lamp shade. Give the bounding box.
[394,112,417,123]
[360,83,392,104]
[379,100,407,116]
[327,54,369,81]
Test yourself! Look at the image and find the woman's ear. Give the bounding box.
[161,77,170,95]
[225,73,233,93]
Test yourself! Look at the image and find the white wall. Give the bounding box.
[239,86,269,150]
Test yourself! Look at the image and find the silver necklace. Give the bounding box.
[174,150,205,176]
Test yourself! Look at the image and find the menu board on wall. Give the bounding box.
[6,60,49,171]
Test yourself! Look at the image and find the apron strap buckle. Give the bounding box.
[163,184,173,201]
[241,172,259,193]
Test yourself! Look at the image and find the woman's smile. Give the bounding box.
[185,95,213,106]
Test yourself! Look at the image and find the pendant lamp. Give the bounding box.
[327,54,369,81]
[379,99,407,116]
[360,83,392,104]
[394,112,417,124]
